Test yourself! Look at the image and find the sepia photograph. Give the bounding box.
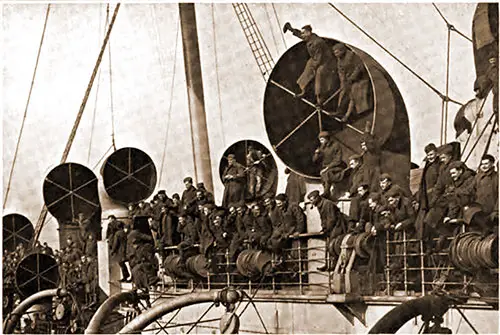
[2,2,499,334]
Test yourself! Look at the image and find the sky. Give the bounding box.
[2,3,490,247]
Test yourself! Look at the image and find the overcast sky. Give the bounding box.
[2,3,490,247]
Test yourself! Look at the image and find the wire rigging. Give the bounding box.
[87,4,106,164]
[152,5,180,186]
[4,4,51,209]
[271,4,287,50]
[108,4,117,151]
[328,3,464,107]
[263,3,281,59]
[211,4,226,148]
[432,3,473,43]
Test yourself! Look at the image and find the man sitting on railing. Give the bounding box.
[348,183,370,233]
[246,204,272,250]
[208,210,235,268]
[307,190,347,271]
[177,215,199,261]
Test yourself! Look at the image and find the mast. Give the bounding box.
[179,3,214,191]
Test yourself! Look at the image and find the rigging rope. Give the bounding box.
[328,3,464,106]
[271,4,287,50]
[87,4,106,164]
[32,3,121,245]
[211,4,226,148]
[107,4,117,151]
[153,5,180,186]
[263,3,281,59]
[432,3,473,43]
[3,4,51,209]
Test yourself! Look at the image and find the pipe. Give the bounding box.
[118,291,223,334]
[85,291,139,334]
[3,288,66,334]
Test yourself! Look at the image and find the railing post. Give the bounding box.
[419,239,425,296]
[271,253,276,293]
[403,230,408,295]
[386,230,391,294]
[298,239,303,295]
[225,249,231,287]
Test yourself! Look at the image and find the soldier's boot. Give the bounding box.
[341,101,355,123]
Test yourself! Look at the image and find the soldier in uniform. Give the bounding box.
[84,233,98,257]
[307,190,347,271]
[196,182,215,204]
[135,201,152,217]
[360,126,382,192]
[177,215,199,260]
[470,154,498,232]
[246,146,266,199]
[348,183,371,233]
[264,196,280,228]
[247,204,272,250]
[342,154,366,199]
[283,23,337,106]
[332,43,372,123]
[181,177,198,215]
[276,193,306,235]
[222,154,246,208]
[284,168,306,205]
[313,131,347,200]
[415,143,441,241]
[106,215,122,242]
[199,203,216,257]
[111,222,130,282]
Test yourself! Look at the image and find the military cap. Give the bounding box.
[153,195,159,201]
[368,193,381,202]
[275,193,288,202]
[357,182,370,189]
[348,154,362,162]
[183,177,193,183]
[448,161,466,171]
[301,24,312,31]
[385,187,402,198]
[227,154,236,159]
[196,182,205,188]
[379,173,392,181]
[437,143,453,155]
[307,190,320,199]
[332,43,347,52]
[424,143,437,154]
[214,209,226,218]
[203,203,215,210]
[318,131,330,139]
[158,190,166,195]
[482,154,495,163]
[172,193,180,199]
[107,214,116,220]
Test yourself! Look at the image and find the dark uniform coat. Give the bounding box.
[316,197,347,239]
[181,186,198,215]
[247,214,272,249]
[313,141,346,197]
[297,33,337,101]
[361,133,382,192]
[285,171,307,204]
[349,192,370,232]
[111,229,128,263]
[337,49,372,114]
[472,169,498,215]
[415,158,441,239]
[222,164,246,208]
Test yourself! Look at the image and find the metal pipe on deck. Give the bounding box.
[179,3,214,191]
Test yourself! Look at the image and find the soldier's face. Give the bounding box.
[228,158,234,166]
[480,159,493,173]
[229,207,236,215]
[319,137,327,145]
[333,48,344,58]
[276,199,285,209]
[237,207,245,215]
[301,29,311,40]
[368,198,377,210]
[426,150,437,162]
[309,195,320,206]
[203,207,211,216]
[252,207,261,216]
[184,181,192,189]
[264,198,272,208]
[358,186,368,197]
[349,159,359,169]
[450,168,462,181]
[361,142,367,151]
[380,179,391,191]
[196,192,203,200]
[440,153,452,165]
[388,196,399,208]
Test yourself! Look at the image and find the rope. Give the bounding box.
[263,3,281,58]
[3,4,51,209]
[328,3,464,106]
[211,4,226,147]
[271,4,287,50]
[432,3,473,43]
[461,95,489,156]
[464,111,497,163]
[154,7,180,186]
[32,3,121,245]
[107,4,117,151]
[87,4,106,164]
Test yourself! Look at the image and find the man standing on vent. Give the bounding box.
[283,23,337,106]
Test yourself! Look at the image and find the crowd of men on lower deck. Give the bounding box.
[104,128,498,294]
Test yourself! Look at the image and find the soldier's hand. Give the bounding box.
[315,149,321,154]
[443,217,451,224]
[395,222,403,231]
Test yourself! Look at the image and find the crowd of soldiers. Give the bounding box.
[102,128,497,294]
